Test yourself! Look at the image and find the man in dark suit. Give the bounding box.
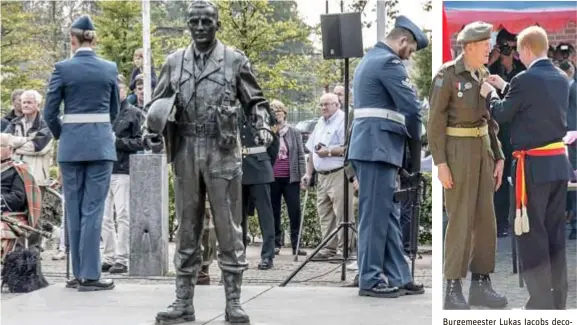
[43,15,119,292]
[240,115,279,270]
[483,26,572,310]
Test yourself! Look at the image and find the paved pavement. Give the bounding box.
[1,284,432,325]
[1,244,432,325]
[22,243,432,289]
[442,229,577,310]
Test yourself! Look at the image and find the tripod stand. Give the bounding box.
[280,58,356,287]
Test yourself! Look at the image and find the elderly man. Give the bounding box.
[0,133,26,214]
[1,89,24,132]
[5,90,53,188]
[349,16,427,298]
[43,15,119,292]
[302,93,354,261]
[428,21,507,309]
[484,26,573,310]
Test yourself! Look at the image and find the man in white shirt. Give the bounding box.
[302,93,354,260]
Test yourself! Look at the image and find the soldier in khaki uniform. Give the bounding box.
[427,22,508,310]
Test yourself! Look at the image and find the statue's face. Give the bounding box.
[187,5,220,46]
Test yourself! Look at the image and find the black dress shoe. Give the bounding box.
[359,281,400,298]
[78,279,115,292]
[101,263,113,272]
[399,281,425,295]
[65,278,80,289]
[109,263,127,274]
[257,258,273,270]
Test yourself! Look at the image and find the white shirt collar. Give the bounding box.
[527,57,549,70]
[570,79,575,87]
[75,47,93,53]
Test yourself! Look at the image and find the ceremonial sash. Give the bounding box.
[512,142,566,236]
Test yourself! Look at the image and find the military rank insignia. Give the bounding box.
[401,77,413,89]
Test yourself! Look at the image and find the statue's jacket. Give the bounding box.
[149,40,272,179]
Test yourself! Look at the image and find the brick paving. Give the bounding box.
[441,227,577,310]
[30,243,432,288]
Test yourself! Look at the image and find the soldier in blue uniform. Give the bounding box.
[349,16,427,298]
[43,15,119,292]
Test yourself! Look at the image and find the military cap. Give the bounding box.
[395,15,429,51]
[71,15,95,31]
[457,21,493,45]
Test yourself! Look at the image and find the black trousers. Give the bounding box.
[241,183,275,260]
[270,177,301,250]
[518,180,567,309]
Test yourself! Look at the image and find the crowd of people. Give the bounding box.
[0,4,431,318]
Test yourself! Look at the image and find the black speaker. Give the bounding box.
[320,12,364,59]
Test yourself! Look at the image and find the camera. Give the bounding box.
[499,43,516,56]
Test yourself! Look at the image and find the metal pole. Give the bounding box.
[142,0,152,105]
[376,0,386,42]
[340,0,344,84]
[325,0,329,13]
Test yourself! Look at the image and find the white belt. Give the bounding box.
[353,108,405,125]
[242,146,267,155]
[62,113,110,124]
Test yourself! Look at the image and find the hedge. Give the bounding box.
[49,166,431,246]
[168,171,432,246]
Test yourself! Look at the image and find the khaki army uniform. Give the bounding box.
[428,54,505,280]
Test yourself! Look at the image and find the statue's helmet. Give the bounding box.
[145,96,176,134]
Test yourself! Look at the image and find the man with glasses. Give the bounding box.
[302,93,353,261]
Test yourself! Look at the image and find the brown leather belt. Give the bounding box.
[317,167,344,175]
[445,125,488,137]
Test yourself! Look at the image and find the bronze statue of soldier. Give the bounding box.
[143,1,275,324]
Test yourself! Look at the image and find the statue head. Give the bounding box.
[187,0,220,50]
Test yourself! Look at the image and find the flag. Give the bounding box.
[442,5,452,63]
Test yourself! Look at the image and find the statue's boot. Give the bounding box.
[223,272,250,324]
[155,277,195,325]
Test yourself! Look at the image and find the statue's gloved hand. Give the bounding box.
[255,129,273,146]
[142,130,164,153]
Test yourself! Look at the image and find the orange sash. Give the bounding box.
[512,142,566,235]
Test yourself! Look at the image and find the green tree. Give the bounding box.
[215,0,311,100]
[412,1,432,99]
[0,2,48,110]
[94,1,164,81]
[412,35,432,99]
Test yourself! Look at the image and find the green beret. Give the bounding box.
[457,21,493,45]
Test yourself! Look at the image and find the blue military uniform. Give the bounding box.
[349,16,428,297]
[43,15,119,285]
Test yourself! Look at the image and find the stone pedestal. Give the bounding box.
[129,154,169,276]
